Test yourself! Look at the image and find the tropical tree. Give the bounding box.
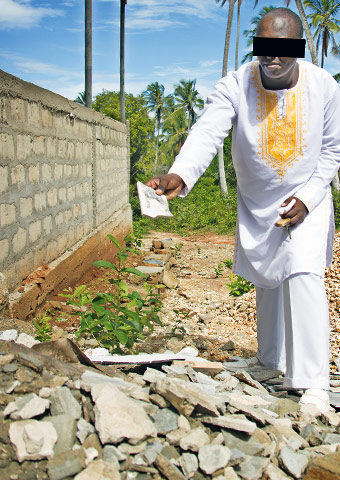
[142,82,166,173]
[235,0,244,69]
[334,72,340,81]
[215,0,237,195]
[93,90,154,181]
[160,108,188,162]
[173,79,204,132]
[85,0,92,108]
[303,0,340,67]
[242,6,276,63]
[74,91,86,106]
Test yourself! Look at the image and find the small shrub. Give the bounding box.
[34,314,52,342]
[171,308,190,336]
[226,274,254,297]
[60,235,163,353]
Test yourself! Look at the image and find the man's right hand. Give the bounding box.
[145,173,185,200]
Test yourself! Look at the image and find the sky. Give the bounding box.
[0,0,339,103]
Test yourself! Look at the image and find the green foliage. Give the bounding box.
[171,309,190,336]
[60,235,163,353]
[333,187,340,229]
[93,91,154,181]
[226,274,254,297]
[223,259,233,269]
[34,315,52,342]
[214,259,233,278]
[174,242,184,257]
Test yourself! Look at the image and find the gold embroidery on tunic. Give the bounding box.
[251,62,306,180]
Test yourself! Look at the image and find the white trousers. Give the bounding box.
[256,273,329,390]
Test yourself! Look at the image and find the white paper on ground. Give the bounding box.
[137,181,173,218]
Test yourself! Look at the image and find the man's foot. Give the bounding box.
[299,389,330,413]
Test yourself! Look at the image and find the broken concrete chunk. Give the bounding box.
[91,383,156,444]
[198,445,232,475]
[9,419,58,462]
[50,386,81,419]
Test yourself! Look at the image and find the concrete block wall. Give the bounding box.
[0,69,131,298]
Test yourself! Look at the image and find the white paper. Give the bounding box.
[137,181,173,218]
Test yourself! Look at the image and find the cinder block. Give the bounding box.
[75,143,82,161]
[0,203,16,227]
[34,192,46,211]
[0,133,15,160]
[67,186,75,202]
[17,134,32,161]
[54,163,63,180]
[11,165,26,187]
[43,216,53,235]
[55,211,64,226]
[64,209,73,224]
[83,182,90,196]
[67,142,75,160]
[42,163,52,183]
[13,227,27,254]
[58,187,66,203]
[41,108,53,128]
[64,164,72,177]
[46,137,56,158]
[46,239,58,262]
[11,98,26,123]
[47,187,57,207]
[15,253,33,282]
[20,197,33,218]
[28,165,40,183]
[27,102,41,127]
[73,164,79,176]
[58,140,67,159]
[0,239,9,264]
[33,136,45,156]
[0,166,8,194]
[57,234,68,253]
[29,220,42,243]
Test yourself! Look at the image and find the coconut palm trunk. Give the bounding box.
[294,0,318,65]
[120,0,127,123]
[85,0,92,108]
[218,0,236,196]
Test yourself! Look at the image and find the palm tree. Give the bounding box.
[160,108,188,161]
[334,72,340,82]
[303,0,340,67]
[242,6,276,64]
[142,82,166,173]
[235,0,244,69]
[173,80,204,132]
[120,0,127,122]
[85,0,92,108]
[215,0,237,196]
[75,91,86,105]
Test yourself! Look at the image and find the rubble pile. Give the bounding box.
[1,338,340,480]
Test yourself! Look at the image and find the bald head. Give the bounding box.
[257,8,303,39]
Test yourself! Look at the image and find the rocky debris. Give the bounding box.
[1,339,340,479]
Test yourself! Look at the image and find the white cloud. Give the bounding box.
[0,0,62,29]
[99,0,220,32]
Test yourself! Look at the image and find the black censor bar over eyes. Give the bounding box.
[253,37,306,58]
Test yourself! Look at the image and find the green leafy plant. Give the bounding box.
[214,262,225,278]
[34,314,52,342]
[174,242,184,258]
[197,246,201,254]
[60,235,163,353]
[226,274,254,297]
[171,308,190,336]
[223,259,233,269]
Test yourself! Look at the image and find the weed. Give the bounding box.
[34,314,52,342]
[223,259,233,269]
[171,308,190,336]
[214,263,225,278]
[226,274,254,297]
[174,242,184,258]
[60,234,163,353]
[197,247,201,254]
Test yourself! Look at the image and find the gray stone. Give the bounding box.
[323,432,340,445]
[279,446,308,478]
[151,408,179,434]
[236,456,270,480]
[3,363,18,373]
[224,467,240,480]
[265,420,308,450]
[47,449,86,480]
[178,414,191,432]
[154,453,186,480]
[222,340,235,351]
[272,398,300,417]
[222,431,266,456]
[300,424,323,446]
[179,427,210,452]
[4,393,49,420]
[153,377,220,417]
[178,452,198,478]
[77,417,95,444]
[161,443,180,461]
[141,440,163,464]
[161,269,179,289]
[233,370,268,393]
[150,393,170,408]
[91,383,156,444]
[198,445,231,475]
[50,386,81,419]
[265,463,290,480]
[16,333,40,348]
[74,459,121,479]
[0,329,18,341]
[119,441,147,454]
[166,428,188,446]
[229,448,247,466]
[226,399,273,426]
[103,445,126,463]
[81,370,149,402]
[201,414,257,434]
[9,419,58,462]
[46,414,77,455]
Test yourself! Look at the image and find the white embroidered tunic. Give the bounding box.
[169,61,340,288]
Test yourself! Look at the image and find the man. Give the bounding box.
[146,8,340,412]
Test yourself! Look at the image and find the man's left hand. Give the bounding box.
[280,196,308,226]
